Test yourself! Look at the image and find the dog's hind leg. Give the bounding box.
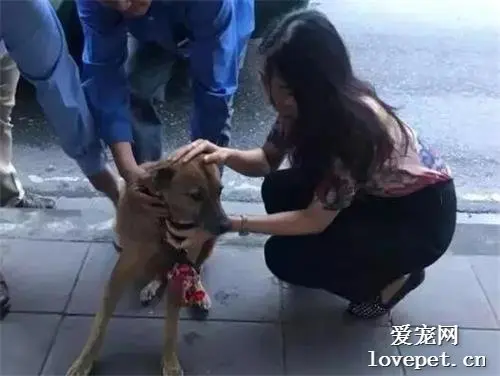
[162,286,184,376]
[66,249,144,376]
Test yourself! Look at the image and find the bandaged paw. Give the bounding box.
[167,263,206,306]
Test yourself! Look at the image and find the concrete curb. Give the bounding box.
[0,199,499,256]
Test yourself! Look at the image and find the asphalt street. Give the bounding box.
[9,0,500,212]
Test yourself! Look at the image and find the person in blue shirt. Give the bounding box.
[0,0,128,318]
[0,0,123,207]
[76,0,254,211]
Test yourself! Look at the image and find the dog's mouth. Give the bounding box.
[169,219,196,230]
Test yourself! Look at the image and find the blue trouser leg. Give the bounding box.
[0,0,106,177]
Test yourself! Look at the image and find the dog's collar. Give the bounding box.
[163,217,196,244]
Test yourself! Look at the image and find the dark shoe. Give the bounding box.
[347,270,426,319]
[15,192,55,209]
[0,275,10,320]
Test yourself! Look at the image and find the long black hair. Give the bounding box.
[259,9,409,186]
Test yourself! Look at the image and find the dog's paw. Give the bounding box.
[194,291,211,312]
[66,359,93,376]
[189,281,211,319]
[140,279,163,306]
[162,356,183,376]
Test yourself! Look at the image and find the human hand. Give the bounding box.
[168,139,231,165]
[124,166,169,217]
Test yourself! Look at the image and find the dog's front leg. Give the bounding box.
[162,286,183,376]
[66,251,139,376]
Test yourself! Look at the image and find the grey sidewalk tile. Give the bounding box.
[281,285,390,326]
[65,242,157,317]
[468,256,500,324]
[399,328,500,375]
[42,316,283,375]
[392,255,498,329]
[67,243,281,322]
[450,224,500,256]
[189,245,280,321]
[284,320,403,375]
[0,239,89,312]
[0,313,61,375]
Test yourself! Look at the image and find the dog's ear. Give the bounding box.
[152,165,176,190]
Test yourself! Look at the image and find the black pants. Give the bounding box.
[262,169,457,303]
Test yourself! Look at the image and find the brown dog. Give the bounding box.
[66,155,229,376]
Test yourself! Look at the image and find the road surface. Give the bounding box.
[9,0,500,212]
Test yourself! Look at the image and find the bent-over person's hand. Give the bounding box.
[168,139,230,165]
[125,166,169,217]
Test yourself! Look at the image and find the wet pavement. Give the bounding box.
[0,199,499,375]
[8,0,500,212]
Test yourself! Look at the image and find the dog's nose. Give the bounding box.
[216,216,231,235]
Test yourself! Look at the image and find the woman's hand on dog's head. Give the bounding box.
[168,139,230,166]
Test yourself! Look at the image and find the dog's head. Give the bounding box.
[149,155,229,236]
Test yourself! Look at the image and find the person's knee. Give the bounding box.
[262,170,311,214]
[261,172,283,214]
[264,237,289,281]
[260,174,273,207]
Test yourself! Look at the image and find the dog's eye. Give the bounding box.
[188,191,203,201]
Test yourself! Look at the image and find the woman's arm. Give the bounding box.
[224,141,286,177]
[171,117,287,176]
[228,199,338,236]
[227,159,358,237]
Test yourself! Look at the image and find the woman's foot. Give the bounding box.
[0,272,10,320]
[347,270,426,319]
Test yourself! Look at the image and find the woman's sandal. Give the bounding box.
[0,279,10,320]
[347,270,426,319]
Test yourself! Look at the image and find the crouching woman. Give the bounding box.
[167,9,457,319]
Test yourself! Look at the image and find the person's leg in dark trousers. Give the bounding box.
[261,169,457,315]
[261,168,327,289]
[261,169,376,298]
[125,36,175,164]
